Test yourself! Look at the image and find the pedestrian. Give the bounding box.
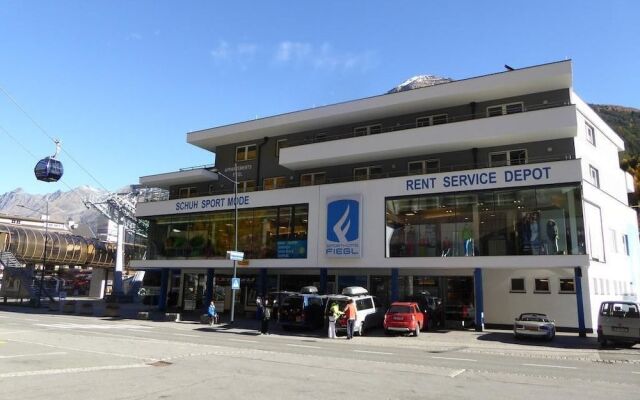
[343,298,357,339]
[260,298,271,335]
[327,302,343,339]
[207,300,218,326]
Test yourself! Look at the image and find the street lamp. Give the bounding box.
[18,203,50,308]
[211,164,239,323]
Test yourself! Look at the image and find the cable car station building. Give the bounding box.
[134,60,639,334]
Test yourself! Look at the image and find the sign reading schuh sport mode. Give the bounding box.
[326,195,362,258]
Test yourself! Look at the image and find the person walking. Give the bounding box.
[327,302,343,339]
[260,298,271,335]
[343,298,357,339]
[207,300,218,326]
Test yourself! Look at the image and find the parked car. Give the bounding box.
[403,292,442,330]
[333,286,385,336]
[383,301,424,336]
[279,287,325,330]
[597,301,640,348]
[269,290,297,321]
[513,313,556,340]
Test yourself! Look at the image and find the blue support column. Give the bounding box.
[319,268,328,294]
[391,268,399,302]
[260,268,268,297]
[474,268,484,332]
[204,269,215,308]
[574,267,587,337]
[158,269,169,312]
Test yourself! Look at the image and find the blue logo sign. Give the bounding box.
[326,196,362,258]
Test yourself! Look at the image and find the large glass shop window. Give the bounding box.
[385,185,585,257]
[146,204,308,260]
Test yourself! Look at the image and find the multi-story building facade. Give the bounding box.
[133,60,639,334]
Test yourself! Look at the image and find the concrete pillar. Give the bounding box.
[158,269,169,312]
[113,223,125,295]
[474,268,484,332]
[391,268,399,302]
[319,268,328,294]
[89,268,106,299]
[574,267,587,337]
[204,268,214,306]
[259,268,268,297]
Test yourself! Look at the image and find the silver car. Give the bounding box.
[513,313,556,340]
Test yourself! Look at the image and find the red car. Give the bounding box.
[383,302,425,336]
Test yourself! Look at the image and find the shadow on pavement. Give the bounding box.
[476,330,600,349]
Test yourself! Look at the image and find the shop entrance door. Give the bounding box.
[182,273,206,311]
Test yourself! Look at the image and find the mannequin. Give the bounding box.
[546,219,559,254]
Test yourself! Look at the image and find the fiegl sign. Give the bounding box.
[326,195,362,258]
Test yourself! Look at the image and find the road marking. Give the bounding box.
[173,333,199,338]
[431,356,477,362]
[0,363,150,379]
[631,371,640,375]
[228,339,258,344]
[353,350,393,355]
[0,351,67,359]
[287,344,323,349]
[22,318,39,322]
[449,369,466,378]
[523,363,577,370]
[35,323,152,331]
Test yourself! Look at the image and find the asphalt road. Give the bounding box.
[1,308,639,400]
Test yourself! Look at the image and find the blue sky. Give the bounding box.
[0,0,638,195]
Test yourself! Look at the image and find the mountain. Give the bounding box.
[387,75,452,94]
[0,186,107,237]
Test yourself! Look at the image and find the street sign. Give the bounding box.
[231,278,240,290]
[227,250,244,261]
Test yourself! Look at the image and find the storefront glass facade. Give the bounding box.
[145,204,308,260]
[386,184,585,257]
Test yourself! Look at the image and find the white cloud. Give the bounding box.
[274,41,375,71]
[210,40,258,66]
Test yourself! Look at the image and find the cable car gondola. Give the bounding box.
[34,140,64,182]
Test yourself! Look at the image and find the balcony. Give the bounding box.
[279,104,578,170]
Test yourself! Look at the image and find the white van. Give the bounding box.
[327,287,385,336]
[597,301,640,348]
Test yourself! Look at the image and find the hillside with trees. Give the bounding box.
[592,104,640,207]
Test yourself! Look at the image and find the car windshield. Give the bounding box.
[520,315,548,322]
[282,297,302,308]
[388,305,411,313]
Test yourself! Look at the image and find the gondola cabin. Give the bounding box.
[34,156,64,182]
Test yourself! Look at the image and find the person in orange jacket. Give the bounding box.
[343,298,357,339]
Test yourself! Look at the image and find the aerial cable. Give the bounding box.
[0,83,110,192]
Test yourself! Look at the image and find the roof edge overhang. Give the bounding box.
[187,60,573,151]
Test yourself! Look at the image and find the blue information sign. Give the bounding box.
[231,278,240,290]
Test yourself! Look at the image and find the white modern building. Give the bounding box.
[133,60,639,334]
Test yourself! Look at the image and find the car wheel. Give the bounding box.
[384,329,392,336]
[514,333,520,340]
[598,336,608,348]
[414,325,420,337]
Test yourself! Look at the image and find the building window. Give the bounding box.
[236,144,257,162]
[584,202,604,262]
[300,172,326,186]
[510,278,526,293]
[610,228,618,253]
[354,166,383,181]
[276,139,288,157]
[559,278,576,293]
[416,114,449,127]
[408,159,440,175]
[489,149,527,167]
[263,176,287,190]
[585,123,596,146]
[534,278,550,293]
[622,234,630,255]
[237,180,256,193]
[486,102,524,117]
[354,124,382,136]
[589,165,600,188]
[178,187,197,198]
